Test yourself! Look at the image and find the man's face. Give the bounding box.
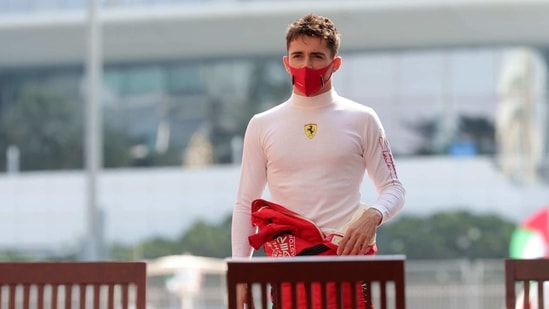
[283,35,341,96]
[284,35,333,70]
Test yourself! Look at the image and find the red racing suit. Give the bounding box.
[248,199,376,309]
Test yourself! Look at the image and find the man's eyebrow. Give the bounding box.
[311,51,326,57]
[289,51,327,57]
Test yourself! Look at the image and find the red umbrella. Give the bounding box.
[522,207,549,246]
[510,206,549,258]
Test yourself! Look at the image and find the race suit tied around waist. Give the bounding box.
[247,199,376,309]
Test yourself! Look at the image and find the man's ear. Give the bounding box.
[283,56,290,73]
[332,56,342,72]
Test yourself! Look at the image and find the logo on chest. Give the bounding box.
[304,123,317,139]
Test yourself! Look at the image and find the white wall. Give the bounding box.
[1,157,547,252]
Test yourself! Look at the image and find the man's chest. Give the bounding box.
[262,120,364,168]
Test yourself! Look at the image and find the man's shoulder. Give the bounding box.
[254,100,290,118]
[336,95,376,114]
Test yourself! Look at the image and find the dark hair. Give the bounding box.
[286,13,340,57]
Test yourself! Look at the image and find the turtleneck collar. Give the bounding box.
[289,89,337,109]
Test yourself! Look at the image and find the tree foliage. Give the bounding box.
[177,216,232,258]
[376,210,515,260]
[110,215,233,260]
[0,86,84,170]
[107,209,517,261]
[0,86,136,171]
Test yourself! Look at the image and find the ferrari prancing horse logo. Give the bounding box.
[304,123,317,139]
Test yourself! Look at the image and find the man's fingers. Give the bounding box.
[338,234,361,255]
[337,235,352,255]
[338,231,374,255]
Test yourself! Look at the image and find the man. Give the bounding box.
[231,13,406,308]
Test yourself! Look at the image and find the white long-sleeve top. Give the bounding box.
[231,89,405,258]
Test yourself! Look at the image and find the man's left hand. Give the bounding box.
[337,208,382,255]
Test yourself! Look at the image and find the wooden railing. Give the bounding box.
[505,258,549,309]
[0,261,147,309]
[226,255,406,309]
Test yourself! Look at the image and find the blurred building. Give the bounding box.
[1,0,549,164]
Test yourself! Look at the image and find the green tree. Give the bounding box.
[109,214,233,260]
[102,125,135,168]
[105,209,516,262]
[0,86,83,171]
[377,210,516,260]
[177,216,232,258]
[138,237,181,260]
[0,86,135,171]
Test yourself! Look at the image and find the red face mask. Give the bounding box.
[288,61,334,97]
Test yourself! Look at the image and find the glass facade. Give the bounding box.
[0,57,292,170]
[0,48,503,170]
[338,49,504,157]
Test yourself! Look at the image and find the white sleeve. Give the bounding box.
[231,116,268,257]
[363,112,406,225]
